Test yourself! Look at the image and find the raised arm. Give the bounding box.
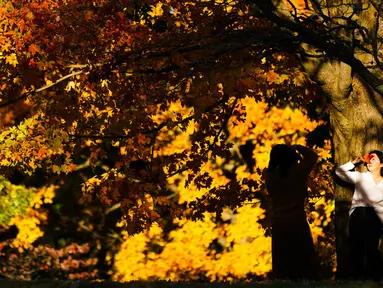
[293,145,318,174]
[335,157,363,184]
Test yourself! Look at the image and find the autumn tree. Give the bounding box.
[0,0,362,279]
[0,1,317,211]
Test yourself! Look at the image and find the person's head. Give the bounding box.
[366,150,383,176]
[268,144,299,176]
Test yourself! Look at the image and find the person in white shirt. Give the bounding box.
[335,151,383,281]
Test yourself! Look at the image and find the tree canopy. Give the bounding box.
[3,0,383,280]
[0,0,323,233]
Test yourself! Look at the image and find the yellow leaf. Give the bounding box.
[0,159,10,166]
[65,81,76,92]
[1,41,11,52]
[52,165,61,174]
[5,53,18,67]
[148,3,163,17]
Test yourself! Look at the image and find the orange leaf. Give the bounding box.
[68,163,77,171]
[84,10,93,21]
[38,148,48,156]
[265,70,279,83]
[137,134,146,144]
[28,44,40,56]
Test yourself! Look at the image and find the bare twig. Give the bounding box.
[0,70,84,109]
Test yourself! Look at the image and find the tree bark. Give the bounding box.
[332,75,383,278]
[306,58,383,277]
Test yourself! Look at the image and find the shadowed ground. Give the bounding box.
[0,280,381,288]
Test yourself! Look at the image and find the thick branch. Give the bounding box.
[95,29,300,75]
[247,0,383,96]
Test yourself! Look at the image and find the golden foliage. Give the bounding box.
[113,98,334,281]
[7,185,56,251]
[0,0,335,280]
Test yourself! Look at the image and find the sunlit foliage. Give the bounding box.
[113,99,334,281]
[0,0,336,281]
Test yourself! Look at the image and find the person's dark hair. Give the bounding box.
[368,150,383,176]
[268,144,299,176]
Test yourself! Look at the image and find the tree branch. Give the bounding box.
[166,96,239,179]
[369,0,383,19]
[68,94,230,140]
[0,70,84,109]
[247,0,383,96]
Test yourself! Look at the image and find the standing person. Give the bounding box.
[265,144,318,280]
[335,151,383,281]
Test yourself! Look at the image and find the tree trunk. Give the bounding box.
[332,75,383,278]
[268,0,383,279]
[316,60,383,278]
[300,48,383,276]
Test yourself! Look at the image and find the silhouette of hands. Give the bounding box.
[352,156,364,165]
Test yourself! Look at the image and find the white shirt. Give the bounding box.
[335,161,383,222]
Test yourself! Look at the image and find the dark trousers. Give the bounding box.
[349,207,383,281]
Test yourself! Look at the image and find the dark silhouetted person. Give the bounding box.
[335,151,383,281]
[265,144,318,280]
